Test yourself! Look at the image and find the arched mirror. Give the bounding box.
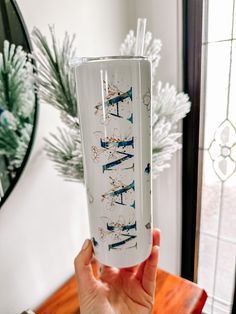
[0,0,37,206]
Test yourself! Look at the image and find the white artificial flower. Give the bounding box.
[120,30,136,55]
[152,83,190,175]
[120,30,162,82]
[153,82,191,125]
[152,117,181,175]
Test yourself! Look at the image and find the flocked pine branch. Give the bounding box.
[0,124,18,157]
[9,124,33,170]
[32,26,77,117]
[0,41,35,117]
[32,27,84,181]
[0,40,35,177]
[44,128,83,181]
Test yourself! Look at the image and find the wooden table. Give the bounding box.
[35,267,207,314]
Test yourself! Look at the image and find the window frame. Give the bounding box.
[182,0,204,281]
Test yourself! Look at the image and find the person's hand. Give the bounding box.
[74,229,160,314]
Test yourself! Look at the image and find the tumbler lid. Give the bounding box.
[70,55,149,68]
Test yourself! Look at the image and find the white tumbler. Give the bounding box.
[74,56,152,268]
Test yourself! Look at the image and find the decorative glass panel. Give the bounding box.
[207,0,234,42]
[229,41,236,127]
[220,171,236,241]
[214,240,236,306]
[234,2,236,37]
[198,233,218,296]
[200,152,221,235]
[203,41,231,148]
[197,1,236,313]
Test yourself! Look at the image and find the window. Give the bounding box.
[197,1,236,313]
[182,1,236,313]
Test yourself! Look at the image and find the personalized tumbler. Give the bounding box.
[74,56,152,268]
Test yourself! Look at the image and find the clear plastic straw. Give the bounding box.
[135,18,147,56]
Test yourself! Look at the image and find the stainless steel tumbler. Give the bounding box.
[74,56,152,267]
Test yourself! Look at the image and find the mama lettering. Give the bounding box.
[96,85,137,250]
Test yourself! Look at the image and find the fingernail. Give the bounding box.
[99,265,104,275]
[82,239,90,250]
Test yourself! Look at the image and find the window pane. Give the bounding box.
[229,41,236,127]
[207,0,234,42]
[214,240,236,305]
[203,41,231,148]
[220,171,236,241]
[200,152,221,235]
[197,1,236,313]
[198,233,217,295]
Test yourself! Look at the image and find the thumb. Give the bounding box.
[74,239,97,296]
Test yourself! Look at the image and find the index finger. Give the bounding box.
[120,228,160,274]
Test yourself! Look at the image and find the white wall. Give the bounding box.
[0,1,183,313]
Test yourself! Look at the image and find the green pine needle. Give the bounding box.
[32,26,84,181]
[44,128,84,182]
[32,26,77,117]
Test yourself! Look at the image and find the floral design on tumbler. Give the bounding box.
[92,80,137,251]
[143,89,151,112]
[75,58,152,267]
[97,214,138,251]
[95,81,133,125]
